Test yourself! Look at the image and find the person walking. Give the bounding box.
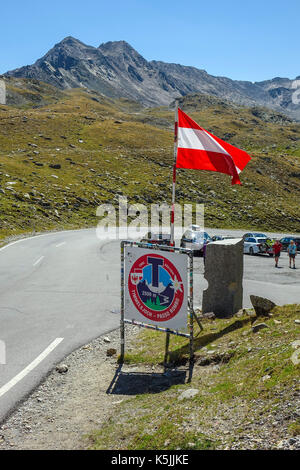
[272,239,282,267]
[287,239,297,269]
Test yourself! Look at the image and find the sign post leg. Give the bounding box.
[192,310,203,332]
[120,241,125,363]
[189,252,194,371]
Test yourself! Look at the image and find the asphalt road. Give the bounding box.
[0,229,120,422]
[0,227,299,422]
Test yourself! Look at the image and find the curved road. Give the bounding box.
[0,229,120,423]
[0,227,299,422]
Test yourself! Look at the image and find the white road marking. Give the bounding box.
[0,338,64,399]
[33,256,44,266]
[0,227,92,253]
[0,233,58,253]
[55,242,66,248]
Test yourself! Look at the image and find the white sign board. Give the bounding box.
[124,246,188,330]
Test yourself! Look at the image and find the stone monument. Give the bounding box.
[202,238,243,317]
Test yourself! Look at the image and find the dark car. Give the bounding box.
[280,237,300,251]
[211,235,237,241]
[140,232,171,246]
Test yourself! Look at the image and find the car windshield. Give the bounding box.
[194,232,209,240]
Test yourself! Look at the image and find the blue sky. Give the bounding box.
[1,0,299,81]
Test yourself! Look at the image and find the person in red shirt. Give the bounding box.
[272,240,282,267]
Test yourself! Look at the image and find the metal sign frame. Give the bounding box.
[120,240,196,366]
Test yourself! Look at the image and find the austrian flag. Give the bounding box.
[176,108,251,184]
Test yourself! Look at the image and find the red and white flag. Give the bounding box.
[176,108,251,185]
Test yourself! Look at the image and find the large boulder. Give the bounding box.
[250,295,276,316]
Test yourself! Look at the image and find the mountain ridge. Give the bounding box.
[4,37,300,119]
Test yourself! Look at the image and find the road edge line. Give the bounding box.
[0,338,64,399]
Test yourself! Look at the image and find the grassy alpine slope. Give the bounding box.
[1,77,300,244]
[88,305,300,450]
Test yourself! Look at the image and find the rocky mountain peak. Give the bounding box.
[57,36,85,47]
[99,40,134,53]
[98,40,149,69]
[4,37,300,119]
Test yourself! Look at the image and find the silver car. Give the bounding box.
[180,228,211,255]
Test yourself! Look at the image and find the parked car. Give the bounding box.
[211,235,237,241]
[140,232,171,246]
[180,229,211,255]
[243,237,271,255]
[279,237,300,251]
[243,232,268,239]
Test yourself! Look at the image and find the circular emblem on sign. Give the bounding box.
[128,253,184,322]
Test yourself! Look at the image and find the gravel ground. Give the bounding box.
[0,325,141,450]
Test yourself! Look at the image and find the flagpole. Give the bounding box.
[170,99,178,246]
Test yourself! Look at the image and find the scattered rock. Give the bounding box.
[103,337,111,343]
[49,164,61,169]
[252,323,269,333]
[290,350,300,366]
[291,340,300,349]
[236,309,247,317]
[202,312,215,319]
[106,348,117,357]
[262,375,272,382]
[56,365,68,374]
[178,388,199,401]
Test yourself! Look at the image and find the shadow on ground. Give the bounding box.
[107,317,253,395]
[106,367,186,395]
[167,317,252,364]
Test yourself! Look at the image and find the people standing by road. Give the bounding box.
[272,239,282,268]
[287,240,297,269]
